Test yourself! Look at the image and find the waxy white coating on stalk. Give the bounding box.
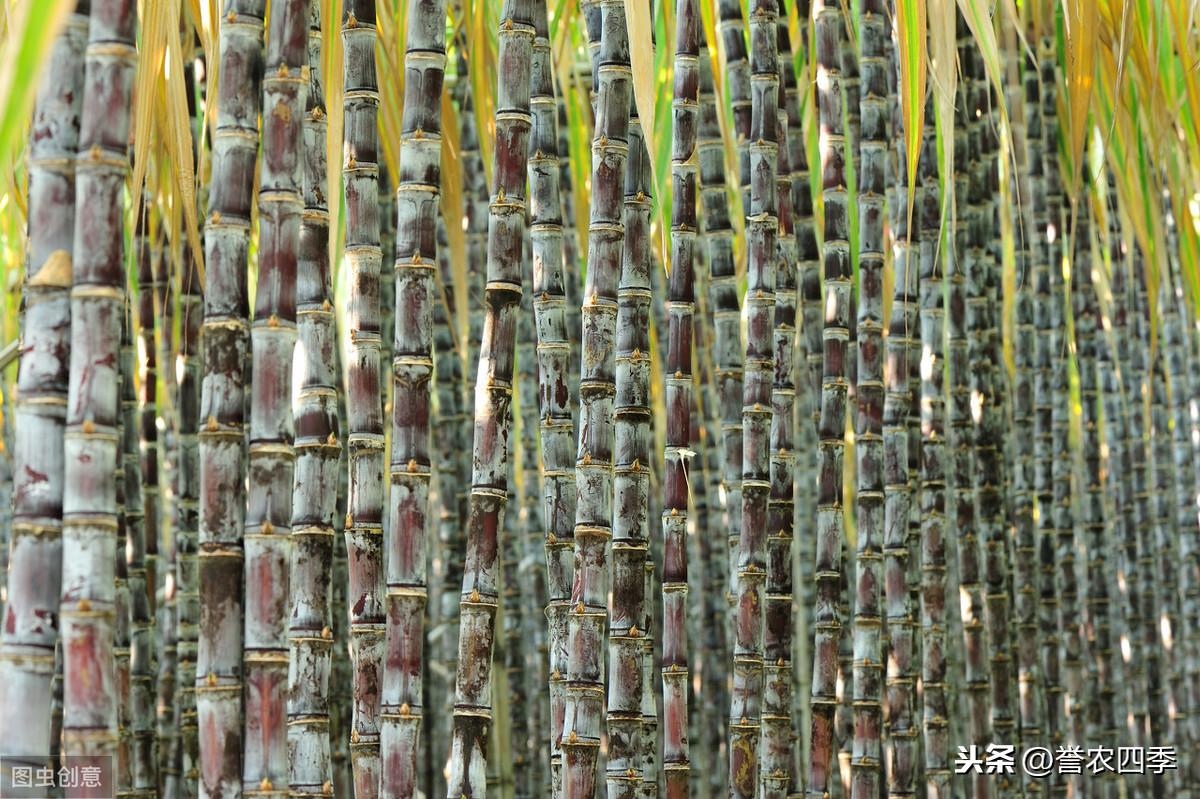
[949,35,992,798]
[1032,39,1066,775]
[197,3,266,796]
[916,84,950,799]
[1141,278,1183,796]
[119,233,152,799]
[607,60,652,799]
[694,38,732,796]
[880,12,919,798]
[714,0,748,624]
[133,206,162,799]
[1011,52,1046,782]
[806,0,852,794]
[445,0,534,793]
[1161,219,1200,793]
[733,0,782,794]
[1074,196,1124,799]
[59,0,137,791]
[286,4,339,797]
[1103,225,1150,796]
[562,1,631,795]
[849,2,888,796]
[380,0,447,794]
[430,202,467,799]
[525,0,574,789]
[660,1,700,797]
[514,261,547,796]
[0,4,86,785]
[175,57,205,799]
[340,2,385,796]
[242,0,307,794]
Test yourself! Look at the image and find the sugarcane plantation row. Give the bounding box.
[0,0,1198,797]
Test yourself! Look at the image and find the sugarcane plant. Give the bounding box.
[3,4,1200,799]
[196,4,265,797]
[661,0,699,795]
[381,0,448,793]
[57,0,137,780]
[606,33,652,799]
[341,2,386,795]
[526,0,574,791]
[242,1,306,794]
[446,0,534,793]
[0,2,87,784]
[807,0,852,792]
[561,1,631,795]
[881,16,919,799]
[849,0,887,794]
[286,4,339,797]
[761,14,797,799]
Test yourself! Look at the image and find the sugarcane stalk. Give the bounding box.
[1144,281,1182,797]
[951,40,992,797]
[379,164,395,407]
[1053,254,1085,789]
[445,0,534,792]
[691,271,727,799]
[1074,194,1122,799]
[458,51,489,385]
[1031,38,1067,766]
[880,15,918,797]
[780,12,819,781]
[526,0,573,791]
[1164,233,1200,793]
[119,88,147,799]
[557,95,583,392]
[559,1,630,795]
[286,4,338,796]
[975,66,1015,779]
[848,0,886,794]
[1012,51,1045,773]
[0,3,86,785]
[715,0,749,615]
[431,217,466,799]
[242,1,306,794]
[731,1,779,794]
[340,2,386,795]
[806,0,851,792]
[175,42,208,792]
[123,256,154,799]
[426,147,452,799]
[834,15,859,775]
[916,82,950,798]
[331,394,355,799]
[380,0,448,795]
[116,317,133,799]
[688,373,719,799]
[195,1,264,795]
[515,249,548,797]
[1105,231,1149,789]
[606,45,652,799]
[694,39,732,796]
[176,200,203,799]
[1099,178,1132,782]
[658,2,700,797]
[763,16,800,799]
[58,0,137,789]
[134,199,165,795]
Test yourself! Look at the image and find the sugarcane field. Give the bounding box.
[2,0,1200,796]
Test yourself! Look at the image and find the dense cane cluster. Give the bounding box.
[6,1,1200,798]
